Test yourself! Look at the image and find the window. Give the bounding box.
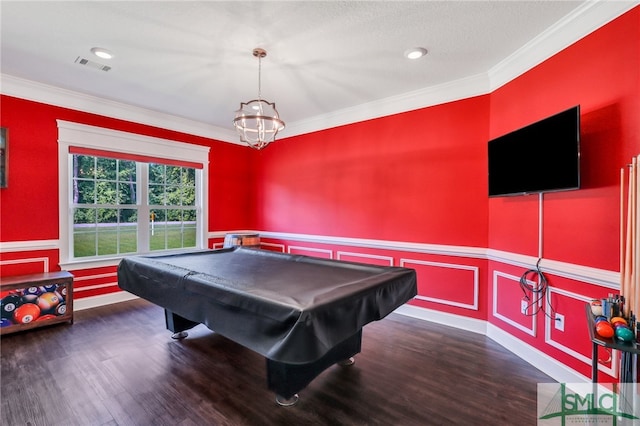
[147,164,197,252]
[72,155,138,257]
[58,121,209,267]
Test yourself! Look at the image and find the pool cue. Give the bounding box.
[634,157,640,318]
[622,167,629,316]
[636,157,640,385]
[628,159,636,318]
[623,161,634,317]
[627,162,635,318]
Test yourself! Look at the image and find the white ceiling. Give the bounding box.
[0,1,633,143]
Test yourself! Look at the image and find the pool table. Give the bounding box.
[117,247,417,404]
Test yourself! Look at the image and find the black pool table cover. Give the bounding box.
[117,247,417,364]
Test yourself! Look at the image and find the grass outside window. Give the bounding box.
[73,224,195,258]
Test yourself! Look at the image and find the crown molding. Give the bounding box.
[281,72,490,138]
[1,1,636,141]
[489,0,639,91]
[284,1,638,137]
[0,73,240,144]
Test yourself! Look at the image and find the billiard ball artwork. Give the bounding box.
[13,303,41,324]
[0,281,70,330]
[55,304,67,316]
[36,314,57,321]
[21,286,42,303]
[41,284,58,293]
[0,272,73,335]
[1,293,22,319]
[37,292,61,312]
[56,286,67,299]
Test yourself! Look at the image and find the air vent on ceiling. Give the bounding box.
[74,56,111,72]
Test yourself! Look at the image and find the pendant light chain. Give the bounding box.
[257,53,262,102]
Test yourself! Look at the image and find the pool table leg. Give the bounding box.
[266,329,362,405]
[164,309,200,339]
[338,357,355,366]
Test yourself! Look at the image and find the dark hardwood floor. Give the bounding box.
[1,299,553,425]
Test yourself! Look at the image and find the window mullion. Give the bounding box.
[195,169,203,248]
[138,163,150,253]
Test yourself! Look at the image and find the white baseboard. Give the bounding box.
[395,304,588,384]
[394,304,487,335]
[74,291,138,311]
[486,322,588,383]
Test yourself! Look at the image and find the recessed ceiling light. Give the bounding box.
[90,47,114,60]
[405,47,428,60]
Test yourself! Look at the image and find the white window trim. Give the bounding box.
[57,120,210,270]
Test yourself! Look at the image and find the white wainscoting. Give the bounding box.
[492,270,537,337]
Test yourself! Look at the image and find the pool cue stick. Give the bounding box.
[637,159,640,385]
[622,167,629,316]
[630,159,635,316]
[633,157,639,318]
[625,165,634,318]
[624,163,634,317]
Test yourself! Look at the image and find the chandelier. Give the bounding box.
[233,48,285,149]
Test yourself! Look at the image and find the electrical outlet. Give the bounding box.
[521,300,528,315]
[555,313,565,331]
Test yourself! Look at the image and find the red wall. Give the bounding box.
[0,96,254,283]
[253,7,640,380]
[256,95,490,247]
[485,6,640,381]
[1,6,638,382]
[489,7,640,271]
[0,96,255,243]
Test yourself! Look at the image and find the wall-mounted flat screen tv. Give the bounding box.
[488,105,580,197]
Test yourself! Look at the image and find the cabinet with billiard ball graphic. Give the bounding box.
[1,271,73,335]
